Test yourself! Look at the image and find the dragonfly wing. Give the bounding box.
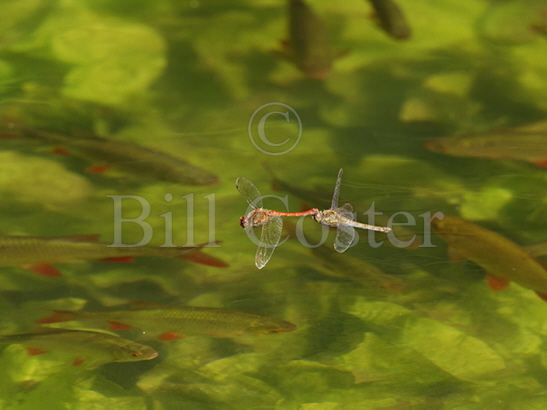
[336,203,354,220]
[334,223,355,253]
[330,169,343,209]
[236,177,263,208]
[255,216,283,269]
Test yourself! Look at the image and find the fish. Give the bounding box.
[431,214,547,301]
[1,125,218,185]
[423,132,547,168]
[0,234,227,277]
[0,329,158,368]
[367,0,411,40]
[281,219,404,292]
[310,242,405,292]
[280,0,335,79]
[36,302,298,340]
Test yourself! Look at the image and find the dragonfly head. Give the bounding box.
[311,211,322,223]
[239,216,249,228]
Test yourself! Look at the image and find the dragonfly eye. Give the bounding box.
[239,216,248,228]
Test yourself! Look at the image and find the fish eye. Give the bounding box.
[131,352,142,358]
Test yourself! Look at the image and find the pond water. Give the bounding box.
[1,0,547,408]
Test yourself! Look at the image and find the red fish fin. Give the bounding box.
[22,263,62,278]
[86,164,110,174]
[99,256,134,263]
[177,250,228,268]
[107,321,136,330]
[35,310,75,324]
[533,159,547,169]
[159,332,184,341]
[24,346,47,356]
[73,358,86,366]
[486,275,510,291]
[52,146,71,156]
[535,291,547,302]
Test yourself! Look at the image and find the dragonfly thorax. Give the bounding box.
[314,209,340,226]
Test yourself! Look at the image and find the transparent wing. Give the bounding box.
[335,203,354,220]
[330,169,343,210]
[236,177,263,208]
[255,216,283,269]
[334,223,355,253]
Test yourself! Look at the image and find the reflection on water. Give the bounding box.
[1,0,547,408]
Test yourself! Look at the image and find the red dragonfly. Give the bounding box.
[236,177,317,269]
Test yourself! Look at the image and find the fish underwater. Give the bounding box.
[0,329,158,368]
[431,214,547,301]
[367,0,411,40]
[2,124,219,185]
[279,0,336,79]
[309,240,404,292]
[281,219,404,292]
[0,234,227,277]
[36,302,298,340]
[423,131,547,168]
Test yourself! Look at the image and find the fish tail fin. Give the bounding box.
[35,309,76,324]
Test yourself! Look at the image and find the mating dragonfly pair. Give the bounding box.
[236,169,391,269]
